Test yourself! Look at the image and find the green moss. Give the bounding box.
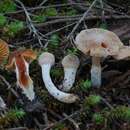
[84,95,101,108]
[49,34,60,48]
[108,106,130,122]
[67,48,79,55]
[93,113,105,125]
[53,123,65,130]
[80,80,91,92]
[4,20,24,37]
[0,108,25,127]
[51,68,63,78]
[0,0,16,13]
[0,15,7,27]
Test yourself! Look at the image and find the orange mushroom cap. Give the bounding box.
[0,39,9,64]
[6,49,37,88]
[6,49,37,70]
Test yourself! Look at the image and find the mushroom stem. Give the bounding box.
[41,64,78,103]
[59,68,77,92]
[91,57,101,87]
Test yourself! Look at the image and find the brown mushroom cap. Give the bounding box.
[0,39,9,64]
[6,49,37,70]
[75,28,123,57]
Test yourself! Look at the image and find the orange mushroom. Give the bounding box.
[6,49,37,101]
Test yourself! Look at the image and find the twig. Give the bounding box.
[15,0,47,47]
[35,14,130,27]
[39,0,48,6]
[43,109,84,130]
[7,127,27,130]
[67,0,98,40]
[0,75,24,106]
[63,113,80,130]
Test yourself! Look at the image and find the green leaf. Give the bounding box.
[0,0,16,13]
[0,15,7,27]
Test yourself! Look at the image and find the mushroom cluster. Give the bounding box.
[0,27,129,106]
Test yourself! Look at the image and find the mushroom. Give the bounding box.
[0,39,9,109]
[38,52,79,103]
[75,28,123,87]
[6,49,37,101]
[59,54,80,92]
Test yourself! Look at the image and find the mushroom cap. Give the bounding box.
[0,39,9,64]
[38,52,55,66]
[75,28,123,58]
[62,54,80,69]
[6,49,36,70]
[113,46,130,60]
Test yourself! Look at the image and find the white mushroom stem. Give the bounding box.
[91,57,101,87]
[59,68,77,92]
[0,96,6,109]
[41,64,78,103]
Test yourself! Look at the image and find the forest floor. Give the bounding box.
[0,0,130,130]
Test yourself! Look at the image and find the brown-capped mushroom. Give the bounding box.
[6,49,37,101]
[75,28,123,87]
[38,52,79,103]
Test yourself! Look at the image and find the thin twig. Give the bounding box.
[67,0,98,40]
[15,0,47,47]
[63,113,80,130]
[0,75,24,106]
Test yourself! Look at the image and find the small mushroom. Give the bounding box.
[59,54,80,92]
[0,39,9,109]
[75,28,123,87]
[6,49,37,101]
[38,52,79,103]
